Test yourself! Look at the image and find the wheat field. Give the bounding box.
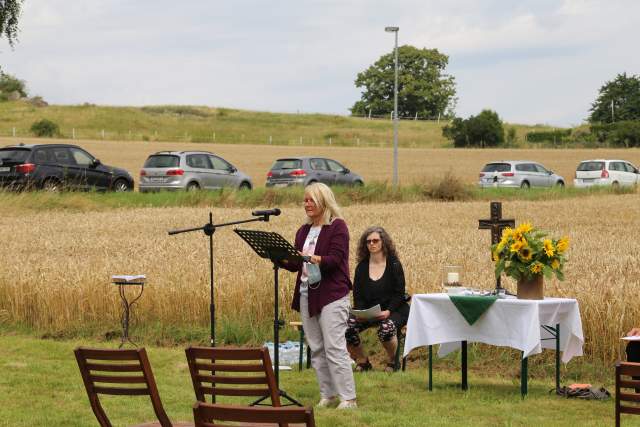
[3,137,640,187]
[1,192,638,363]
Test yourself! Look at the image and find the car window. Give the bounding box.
[326,159,345,173]
[310,158,328,171]
[144,155,180,168]
[534,164,549,174]
[70,147,94,166]
[51,147,75,166]
[482,163,511,173]
[33,149,50,163]
[209,155,231,171]
[515,164,535,172]
[186,154,212,169]
[577,161,604,171]
[0,148,30,163]
[272,159,302,170]
[625,163,638,173]
[609,162,624,172]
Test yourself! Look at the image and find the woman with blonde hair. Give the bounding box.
[280,182,357,409]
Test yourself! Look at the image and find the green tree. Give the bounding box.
[0,71,27,100]
[30,119,59,137]
[350,45,457,119]
[0,0,23,47]
[589,73,640,123]
[442,110,505,148]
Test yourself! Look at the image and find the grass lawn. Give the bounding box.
[0,333,634,427]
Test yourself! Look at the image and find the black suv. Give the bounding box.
[0,143,134,191]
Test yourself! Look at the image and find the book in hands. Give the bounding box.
[350,304,382,321]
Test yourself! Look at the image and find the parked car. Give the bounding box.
[574,159,640,188]
[265,157,364,187]
[478,161,565,189]
[0,143,133,191]
[139,151,252,192]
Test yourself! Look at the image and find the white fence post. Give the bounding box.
[299,136,302,144]
[269,135,272,144]
[12,127,16,137]
[213,132,216,141]
[329,137,332,145]
[414,112,418,121]
[368,109,372,119]
[390,111,393,121]
[72,128,75,139]
[101,129,105,139]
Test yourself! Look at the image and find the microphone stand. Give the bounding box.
[168,212,275,347]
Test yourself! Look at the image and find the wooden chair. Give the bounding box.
[74,347,192,427]
[192,402,315,427]
[185,346,280,406]
[616,361,640,426]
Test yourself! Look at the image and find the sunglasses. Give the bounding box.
[366,238,381,245]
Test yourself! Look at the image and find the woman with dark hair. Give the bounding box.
[345,226,409,372]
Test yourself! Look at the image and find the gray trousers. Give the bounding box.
[300,294,356,401]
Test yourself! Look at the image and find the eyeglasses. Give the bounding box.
[366,238,381,245]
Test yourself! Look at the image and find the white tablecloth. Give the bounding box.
[403,293,584,363]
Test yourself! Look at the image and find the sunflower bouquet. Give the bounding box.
[492,222,569,282]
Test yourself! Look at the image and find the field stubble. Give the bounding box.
[0,194,638,364]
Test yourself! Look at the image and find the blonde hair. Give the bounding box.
[304,182,342,225]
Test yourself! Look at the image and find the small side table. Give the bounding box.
[289,321,311,371]
[111,275,146,348]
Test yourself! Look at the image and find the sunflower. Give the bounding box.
[551,259,560,270]
[529,262,543,274]
[492,251,501,262]
[501,227,513,240]
[556,237,569,253]
[517,222,533,234]
[518,246,533,262]
[543,239,555,257]
[510,239,525,253]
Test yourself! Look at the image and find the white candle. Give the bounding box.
[447,272,459,284]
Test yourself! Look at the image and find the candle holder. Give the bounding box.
[442,265,465,295]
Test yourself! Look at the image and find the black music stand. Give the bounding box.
[234,229,303,407]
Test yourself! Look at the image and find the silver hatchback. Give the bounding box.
[139,151,252,192]
[265,157,364,187]
[478,161,565,189]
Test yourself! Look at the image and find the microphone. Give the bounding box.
[251,208,281,217]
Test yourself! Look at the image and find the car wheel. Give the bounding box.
[42,178,61,193]
[239,181,252,190]
[113,178,131,192]
[353,180,364,187]
[186,182,200,191]
[520,181,530,189]
[555,181,565,188]
[612,181,620,189]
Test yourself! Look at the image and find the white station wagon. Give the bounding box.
[574,159,640,188]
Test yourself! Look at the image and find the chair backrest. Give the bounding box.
[615,361,640,427]
[192,402,315,427]
[185,346,280,406]
[74,347,172,427]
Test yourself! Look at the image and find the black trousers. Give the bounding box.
[627,341,640,363]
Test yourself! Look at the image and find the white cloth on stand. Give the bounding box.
[403,293,583,363]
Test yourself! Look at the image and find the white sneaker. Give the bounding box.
[337,399,357,410]
[316,396,338,408]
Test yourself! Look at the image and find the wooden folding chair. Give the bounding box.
[185,346,280,406]
[192,402,315,427]
[616,361,640,427]
[74,347,192,427]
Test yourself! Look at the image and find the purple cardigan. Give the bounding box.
[285,218,352,318]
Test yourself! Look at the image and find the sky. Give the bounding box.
[1,0,639,127]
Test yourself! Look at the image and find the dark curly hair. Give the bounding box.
[356,226,399,263]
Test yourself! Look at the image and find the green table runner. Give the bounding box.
[448,295,498,325]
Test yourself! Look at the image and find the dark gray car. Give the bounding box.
[265,157,364,187]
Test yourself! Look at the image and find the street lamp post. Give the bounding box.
[385,26,399,188]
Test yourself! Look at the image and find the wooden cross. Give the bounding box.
[478,201,515,292]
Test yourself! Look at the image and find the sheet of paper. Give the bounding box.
[621,336,640,341]
[350,304,382,320]
[111,274,146,283]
